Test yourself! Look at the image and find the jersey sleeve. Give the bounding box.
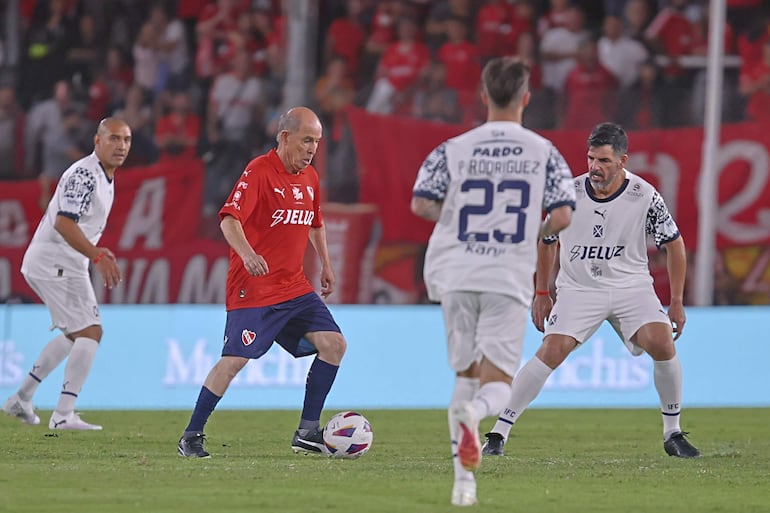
[412,142,450,201]
[311,169,323,228]
[543,145,576,213]
[57,166,97,221]
[220,165,259,221]
[645,190,681,248]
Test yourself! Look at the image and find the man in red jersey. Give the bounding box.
[178,107,347,458]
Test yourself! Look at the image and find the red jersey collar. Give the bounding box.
[267,148,307,176]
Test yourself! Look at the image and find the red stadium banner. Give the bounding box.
[347,107,770,251]
[0,158,204,251]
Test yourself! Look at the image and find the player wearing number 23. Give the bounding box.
[411,57,576,506]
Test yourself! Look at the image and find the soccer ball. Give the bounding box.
[323,411,373,459]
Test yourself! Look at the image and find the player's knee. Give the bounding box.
[316,333,346,364]
[537,335,573,368]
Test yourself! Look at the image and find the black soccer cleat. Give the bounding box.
[664,431,701,458]
[481,432,505,456]
[291,428,325,455]
[178,432,211,458]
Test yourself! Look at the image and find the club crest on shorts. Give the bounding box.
[241,329,256,346]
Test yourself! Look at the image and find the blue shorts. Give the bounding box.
[222,292,341,359]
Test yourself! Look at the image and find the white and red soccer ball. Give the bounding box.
[323,411,373,459]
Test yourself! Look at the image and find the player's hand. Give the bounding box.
[668,301,686,341]
[243,253,268,276]
[319,265,336,298]
[93,248,122,289]
[531,294,553,333]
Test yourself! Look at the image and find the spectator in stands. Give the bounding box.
[539,6,589,95]
[615,58,666,129]
[194,0,240,93]
[204,49,263,216]
[0,85,26,180]
[739,38,770,122]
[598,14,649,89]
[324,0,366,80]
[516,31,551,129]
[359,0,404,84]
[104,45,133,111]
[155,90,201,161]
[65,13,102,87]
[537,0,571,37]
[623,0,652,43]
[149,3,190,91]
[412,60,460,124]
[365,16,430,115]
[112,84,156,166]
[19,0,73,108]
[505,0,537,54]
[424,0,474,53]
[132,22,161,100]
[474,0,511,62]
[437,16,481,95]
[24,80,73,176]
[644,0,699,127]
[315,56,355,142]
[37,107,88,210]
[561,38,618,130]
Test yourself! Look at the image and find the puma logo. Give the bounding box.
[274,187,286,198]
[594,209,607,219]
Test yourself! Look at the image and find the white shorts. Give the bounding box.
[545,287,671,356]
[24,274,101,334]
[440,291,527,377]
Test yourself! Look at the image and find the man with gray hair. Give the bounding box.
[178,107,347,459]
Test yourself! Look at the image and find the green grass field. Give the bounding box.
[1,408,768,513]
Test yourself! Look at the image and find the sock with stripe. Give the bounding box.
[17,334,72,401]
[491,356,553,441]
[53,337,99,417]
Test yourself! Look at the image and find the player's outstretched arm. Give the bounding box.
[410,196,442,222]
[663,236,687,340]
[54,215,122,288]
[220,215,268,276]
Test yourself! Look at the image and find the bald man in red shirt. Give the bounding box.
[178,107,347,458]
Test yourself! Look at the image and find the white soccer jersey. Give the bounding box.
[413,121,576,305]
[22,153,115,279]
[549,170,680,290]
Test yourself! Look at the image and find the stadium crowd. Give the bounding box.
[0,0,769,211]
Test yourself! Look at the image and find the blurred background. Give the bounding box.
[1,0,769,307]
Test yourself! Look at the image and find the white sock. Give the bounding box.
[654,356,683,439]
[449,376,479,481]
[18,334,73,401]
[54,337,99,416]
[491,357,553,440]
[470,381,511,420]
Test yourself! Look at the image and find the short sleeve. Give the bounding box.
[412,143,450,201]
[645,190,681,248]
[57,167,97,221]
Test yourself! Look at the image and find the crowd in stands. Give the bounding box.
[1,0,769,214]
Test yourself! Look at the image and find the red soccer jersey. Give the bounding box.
[438,41,481,92]
[327,18,366,75]
[380,41,430,91]
[219,149,324,310]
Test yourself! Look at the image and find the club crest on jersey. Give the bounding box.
[292,186,303,200]
[306,186,314,201]
[242,329,256,346]
[593,225,604,237]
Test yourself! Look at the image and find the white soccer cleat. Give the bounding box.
[3,394,41,425]
[451,401,481,471]
[451,479,478,507]
[49,412,103,431]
